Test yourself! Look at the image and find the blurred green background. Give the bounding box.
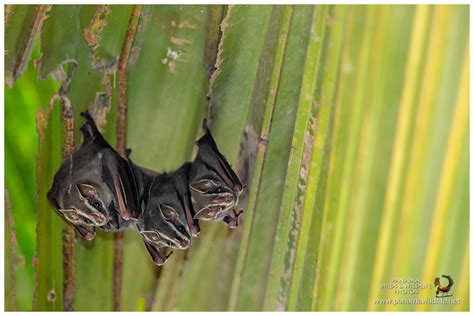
[4,4,469,311]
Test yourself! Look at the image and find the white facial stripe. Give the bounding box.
[76,201,106,225]
[189,184,206,194]
[61,210,82,224]
[194,206,220,220]
[156,229,177,245]
[190,179,218,194]
[141,231,161,244]
[60,208,86,225]
[83,199,99,213]
[169,221,189,242]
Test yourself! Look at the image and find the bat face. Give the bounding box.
[48,158,114,240]
[138,170,193,265]
[141,173,192,249]
[190,166,237,221]
[189,129,244,227]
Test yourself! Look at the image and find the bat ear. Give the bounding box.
[59,208,82,223]
[159,204,179,221]
[141,230,161,243]
[76,183,98,199]
[190,178,216,194]
[47,187,61,210]
[193,207,219,221]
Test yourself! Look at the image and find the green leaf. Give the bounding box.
[228,5,315,311]
[228,5,293,311]
[5,41,60,310]
[291,5,346,311]
[38,5,82,80]
[83,5,134,68]
[5,191,17,311]
[263,5,329,310]
[5,5,47,86]
[33,100,65,311]
[4,4,469,312]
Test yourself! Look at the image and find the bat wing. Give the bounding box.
[174,163,200,237]
[79,111,114,150]
[102,149,141,221]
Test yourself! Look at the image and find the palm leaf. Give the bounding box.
[4,4,469,311]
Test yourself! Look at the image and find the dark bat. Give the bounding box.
[47,112,142,239]
[189,128,244,228]
[138,163,196,266]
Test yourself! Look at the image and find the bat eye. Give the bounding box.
[178,226,186,234]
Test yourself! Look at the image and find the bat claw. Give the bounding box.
[233,209,244,218]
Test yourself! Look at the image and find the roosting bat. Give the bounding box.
[189,128,244,228]
[137,163,197,265]
[47,112,142,240]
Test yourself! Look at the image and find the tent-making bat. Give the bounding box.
[47,112,142,240]
[137,163,196,265]
[189,128,244,228]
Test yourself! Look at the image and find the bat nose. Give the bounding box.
[177,236,191,249]
[213,192,234,204]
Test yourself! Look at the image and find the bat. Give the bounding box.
[137,163,196,265]
[189,128,244,228]
[47,112,142,240]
